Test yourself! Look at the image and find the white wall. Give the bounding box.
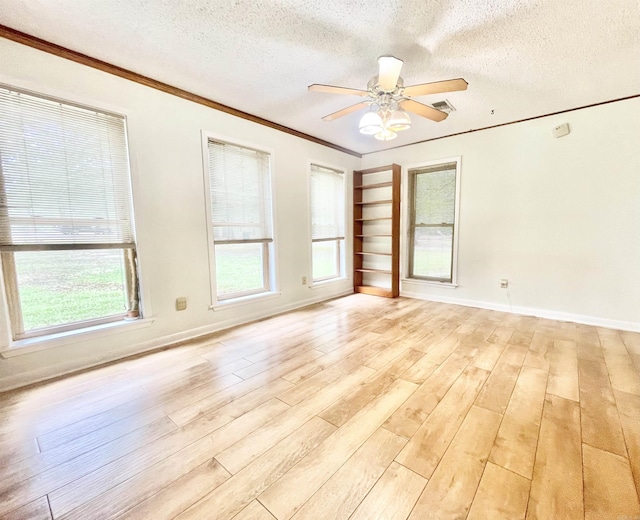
[362,97,640,331]
[0,38,359,391]
[1,37,638,392]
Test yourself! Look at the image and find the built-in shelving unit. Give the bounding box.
[353,164,400,298]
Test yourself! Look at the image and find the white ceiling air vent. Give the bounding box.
[430,100,456,113]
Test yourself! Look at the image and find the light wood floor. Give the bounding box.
[1,294,640,520]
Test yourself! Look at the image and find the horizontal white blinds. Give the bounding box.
[0,87,134,250]
[208,140,273,242]
[310,164,344,240]
[411,163,456,226]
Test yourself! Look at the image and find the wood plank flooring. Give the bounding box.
[1,294,639,519]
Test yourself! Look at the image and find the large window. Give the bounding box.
[206,139,274,301]
[310,163,345,283]
[408,159,460,283]
[0,86,138,339]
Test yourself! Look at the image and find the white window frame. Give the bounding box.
[308,160,347,286]
[0,83,145,343]
[201,132,279,308]
[402,156,462,287]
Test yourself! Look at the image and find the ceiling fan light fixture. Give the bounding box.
[374,128,397,141]
[358,110,384,135]
[386,109,411,132]
[313,56,468,141]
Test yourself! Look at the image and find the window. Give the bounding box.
[408,159,460,283]
[0,86,139,339]
[310,163,345,282]
[206,139,274,301]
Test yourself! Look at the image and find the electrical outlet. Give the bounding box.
[302,276,307,285]
[500,279,509,289]
[176,297,187,311]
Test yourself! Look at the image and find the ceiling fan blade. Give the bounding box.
[309,84,369,96]
[403,78,468,97]
[400,99,448,122]
[378,56,403,91]
[322,101,369,121]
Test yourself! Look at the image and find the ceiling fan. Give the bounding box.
[309,56,468,141]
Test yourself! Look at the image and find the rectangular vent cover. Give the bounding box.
[431,100,456,113]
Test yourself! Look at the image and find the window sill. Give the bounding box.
[402,278,459,289]
[210,291,281,311]
[0,317,155,358]
[309,277,349,290]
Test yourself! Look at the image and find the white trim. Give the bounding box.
[0,255,11,348]
[123,118,153,320]
[0,317,155,358]
[305,160,313,286]
[269,151,281,297]
[129,287,349,351]
[400,289,640,333]
[402,156,462,285]
[15,313,128,340]
[200,130,217,307]
[309,277,349,290]
[0,288,351,392]
[210,290,281,311]
[345,164,353,284]
[401,278,458,289]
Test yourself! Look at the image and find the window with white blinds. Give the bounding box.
[310,163,345,282]
[310,164,345,242]
[208,141,273,244]
[0,87,134,250]
[0,86,138,339]
[408,160,460,283]
[206,139,274,300]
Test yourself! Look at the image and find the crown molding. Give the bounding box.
[0,24,362,158]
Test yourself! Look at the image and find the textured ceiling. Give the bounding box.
[1,0,639,154]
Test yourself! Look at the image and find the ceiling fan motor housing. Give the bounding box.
[368,76,405,96]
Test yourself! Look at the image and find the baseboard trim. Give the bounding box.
[133,288,354,354]
[0,288,353,393]
[400,289,640,333]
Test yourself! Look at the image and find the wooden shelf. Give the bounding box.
[355,268,392,274]
[355,251,392,256]
[354,285,394,297]
[354,200,392,206]
[353,164,400,298]
[354,182,393,190]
